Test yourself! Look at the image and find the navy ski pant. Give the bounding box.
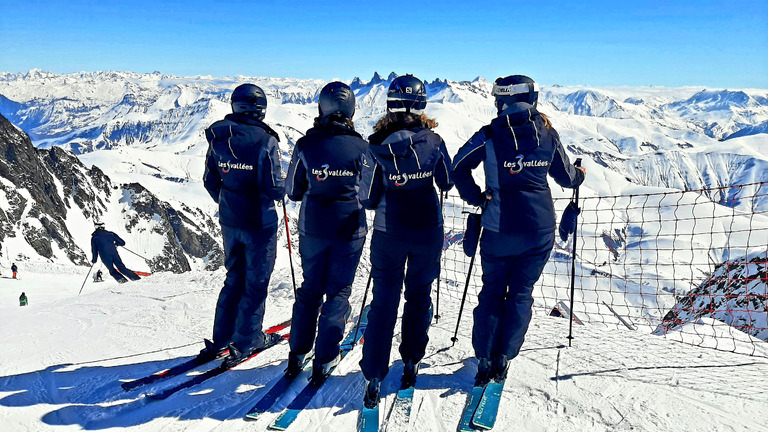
[289,234,365,364]
[472,229,554,361]
[101,252,140,282]
[212,224,277,353]
[360,227,442,381]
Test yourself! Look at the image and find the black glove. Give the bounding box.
[558,201,580,242]
[463,213,483,257]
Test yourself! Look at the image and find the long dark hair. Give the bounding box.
[372,112,437,132]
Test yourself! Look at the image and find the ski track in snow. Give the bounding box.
[1,265,767,432]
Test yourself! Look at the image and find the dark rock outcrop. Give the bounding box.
[655,252,768,341]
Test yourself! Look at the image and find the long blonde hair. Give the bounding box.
[373,112,438,132]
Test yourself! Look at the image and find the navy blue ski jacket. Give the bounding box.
[286,118,369,240]
[91,228,125,263]
[360,119,453,232]
[203,113,285,229]
[452,102,584,234]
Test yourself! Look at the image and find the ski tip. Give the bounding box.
[145,392,167,401]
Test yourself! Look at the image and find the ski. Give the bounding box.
[147,333,288,400]
[382,386,413,431]
[470,377,505,430]
[269,305,371,431]
[122,318,290,393]
[359,403,379,432]
[457,385,486,432]
[244,351,315,420]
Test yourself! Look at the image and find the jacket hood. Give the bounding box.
[224,113,280,141]
[488,104,545,154]
[372,128,433,158]
[306,117,362,139]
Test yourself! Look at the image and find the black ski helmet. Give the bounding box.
[387,74,427,115]
[318,82,355,118]
[492,75,539,114]
[231,84,267,120]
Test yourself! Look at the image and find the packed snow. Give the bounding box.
[1,256,767,431]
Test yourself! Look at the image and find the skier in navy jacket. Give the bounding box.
[202,83,285,367]
[284,82,368,383]
[358,74,453,408]
[91,222,141,283]
[452,75,586,385]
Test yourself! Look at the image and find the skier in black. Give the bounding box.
[11,263,18,279]
[284,82,368,382]
[202,83,285,367]
[94,269,103,282]
[19,292,28,306]
[452,75,585,385]
[91,222,141,283]
[358,74,453,408]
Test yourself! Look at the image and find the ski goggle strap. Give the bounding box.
[491,82,540,97]
[387,93,427,114]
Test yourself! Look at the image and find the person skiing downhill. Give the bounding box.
[452,75,586,385]
[91,222,141,283]
[284,81,368,383]
[19,292,28,306]
[11,263,18,279]
[202,83,286,367]
[358,74,453,408]
[93,269,103,282]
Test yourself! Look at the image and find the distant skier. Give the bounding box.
[284,82,368,382]
[19,292,28,306]
[93,269,104,282]
[358,74,453,408]
[202,83,285,367]
[452,75,586,386]
[11,263,18,279]
[91,222,141,283]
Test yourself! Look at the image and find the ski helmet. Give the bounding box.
[231,84,267,120]
[94,220,105,229]
[318,82,355,118]
[492,75,539,113]
[387,74,427,115]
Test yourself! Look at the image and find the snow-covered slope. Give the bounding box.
[0,113,222,272]
[1,267,766,432]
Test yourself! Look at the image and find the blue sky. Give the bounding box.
[1,0,766,87]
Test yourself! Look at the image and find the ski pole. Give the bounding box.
[450,225,482,346]
[282,197,297,299]
[435,190,446,323]
[566,158,583,347]
[78,262,97,295]
[352,272,373,344]
[120,246,150,262]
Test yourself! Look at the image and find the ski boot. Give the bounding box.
[196,339,227,363]
[401,359,420,389]
[363,378,381,409]
[223,333,281,369]
[285,351,308,379]
[490,355,509,382]
[309,350,341,386]
[474,357,491,387]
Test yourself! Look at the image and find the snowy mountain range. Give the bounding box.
[0,70,767,431]
[0,69,767,343]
